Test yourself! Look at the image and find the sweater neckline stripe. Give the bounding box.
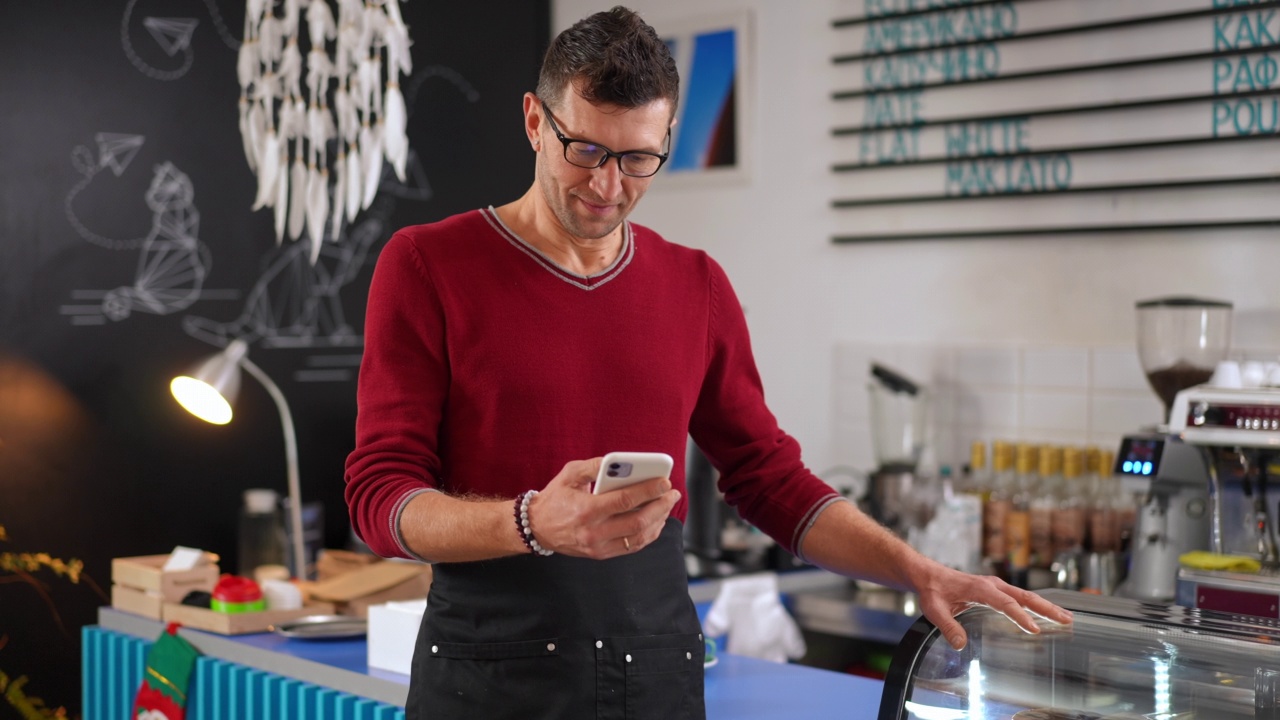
[481,207,634,291]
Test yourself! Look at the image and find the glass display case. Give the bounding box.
[878,589,1280,720]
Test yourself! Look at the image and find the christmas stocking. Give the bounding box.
[132,622,200,720]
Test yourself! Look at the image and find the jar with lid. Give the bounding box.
[238,488,288,579]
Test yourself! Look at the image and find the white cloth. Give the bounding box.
[703,573,806,664]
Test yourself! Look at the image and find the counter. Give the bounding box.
[88,599,884,720]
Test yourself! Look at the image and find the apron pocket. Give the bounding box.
[430,637,562,660]
[595,633,704,720]
[419,637,565,719]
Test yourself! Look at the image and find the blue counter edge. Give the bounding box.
[97,601,885,719]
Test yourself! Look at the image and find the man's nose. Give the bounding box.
[588,159,623,201]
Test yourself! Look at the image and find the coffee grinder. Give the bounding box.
[863,363,928,538]
[1113,297,1232,601]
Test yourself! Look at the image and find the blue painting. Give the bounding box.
[661,16,746,177]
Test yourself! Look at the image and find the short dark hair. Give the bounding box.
[536,6,680,115]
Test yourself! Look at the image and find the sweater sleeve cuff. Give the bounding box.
[791,494,847,565]
[392,488,439,563]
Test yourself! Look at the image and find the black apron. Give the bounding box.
[406,519,706,720]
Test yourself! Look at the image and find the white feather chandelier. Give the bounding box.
[237,0,411,264]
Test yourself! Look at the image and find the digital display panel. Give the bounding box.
[1116,436,1165,477]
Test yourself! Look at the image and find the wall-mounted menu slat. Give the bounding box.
[834,1,1280,62]
[829,0,1280,241]
[833,184,1277,236]
[832,220,1280,244]
[834,0,1210,30]
[833,89,1278,136]
[834,125,1274,171]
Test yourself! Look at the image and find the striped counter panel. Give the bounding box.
[83,627,406,720]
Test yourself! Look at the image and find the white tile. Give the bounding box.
[955,347,1019,387]
[833,343,893,382]
[830,418,875,472]
[955,389,1020,428]
[1021,392,1089,431]
[832,371,870,423]
[1013,428,1089,447]
[1091,347,1151,392]
[1090,393,1165,435]
[893,345,955,388]
[1087,432,1125,455]
[1022,347,1089,389]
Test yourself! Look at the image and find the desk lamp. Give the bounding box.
[169,339,306,580]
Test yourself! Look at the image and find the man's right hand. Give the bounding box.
[527,458,681,559]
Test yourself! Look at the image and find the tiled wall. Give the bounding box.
[831,343,1170,482]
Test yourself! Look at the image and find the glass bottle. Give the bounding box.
[1030,445,1060,569]
[1051,448,1087,560]
[238,488,287,579]
[983,441,1015,576]
[1099,449,1138,553]
[963,440,991,501]
[1005,455,1033,589]
[1088,448,1121,554]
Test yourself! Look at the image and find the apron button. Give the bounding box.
[431,645,438,653]
[547,643,556,652]
[686,652,692,660]
[595,640,603,649]
[625,654,632,663]
[698,634,703,641]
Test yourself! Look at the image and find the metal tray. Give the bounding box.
[272,615,367,640]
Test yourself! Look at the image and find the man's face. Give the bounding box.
[533,90,672,241]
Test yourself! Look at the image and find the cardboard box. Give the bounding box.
[111,553,219,617]
[307,560,432,618]
[367,600,426,675]
[161,601,335,635]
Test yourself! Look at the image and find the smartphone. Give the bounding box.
[593,452,675,495]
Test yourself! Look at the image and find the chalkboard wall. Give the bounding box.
[0,1,549,715]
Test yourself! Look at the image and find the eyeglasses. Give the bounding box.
[540,100,669,178]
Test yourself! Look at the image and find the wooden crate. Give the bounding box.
[111,584,163,620]
[111,553,220,602]
[161,602,335,635]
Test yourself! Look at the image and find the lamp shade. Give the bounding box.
[170,339,248,425]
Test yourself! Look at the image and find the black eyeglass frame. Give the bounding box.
[539,100,670,178]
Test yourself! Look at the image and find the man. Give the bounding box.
[345,6,1071,719]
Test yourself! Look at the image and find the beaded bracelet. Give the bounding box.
[514,490,554,556]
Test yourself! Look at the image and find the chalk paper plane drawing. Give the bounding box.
[62,134,214,326]
[121,0,240,81]
[181,198,390,349]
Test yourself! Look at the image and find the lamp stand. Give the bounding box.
[240,358,307,580]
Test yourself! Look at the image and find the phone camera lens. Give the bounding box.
[607,470,618,477]
[609,463,621,470]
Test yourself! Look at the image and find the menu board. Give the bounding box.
[829,0,1280,242]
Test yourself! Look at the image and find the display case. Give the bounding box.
[879,589,1280,720]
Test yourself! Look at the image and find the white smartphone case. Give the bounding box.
[593,452,675,494]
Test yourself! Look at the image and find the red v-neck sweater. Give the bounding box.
[345,208,841,560]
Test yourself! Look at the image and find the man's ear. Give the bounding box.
[522,92,542,149]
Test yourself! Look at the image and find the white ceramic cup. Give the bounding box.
[1242,361,1267,388]
[1211,360,1243,389]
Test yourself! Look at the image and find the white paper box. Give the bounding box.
[367,599,427,675]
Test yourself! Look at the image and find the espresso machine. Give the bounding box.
[1170,386,1280,616]
[862,363,928,538]
[1113,297,1232,601]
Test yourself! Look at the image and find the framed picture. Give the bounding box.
[653,10,753,185]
